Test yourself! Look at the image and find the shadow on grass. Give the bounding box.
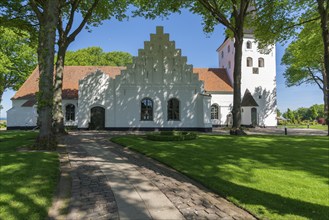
[112,134,329,219]
[214,179,329,220]
[0,132,59,220]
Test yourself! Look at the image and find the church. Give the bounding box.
[7,26,277,131]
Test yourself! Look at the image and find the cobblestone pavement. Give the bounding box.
[64,136,119,220]
[64,131,256,220]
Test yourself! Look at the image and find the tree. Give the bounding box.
[64,47,132,66]
[53,0,129,134]
[316,0,329,134]
[0,26,37,106]
[29,0,61,149]
[282,17,328,124]
[254,0,329,135]
[135,0,256,135]
[285,108,295,123]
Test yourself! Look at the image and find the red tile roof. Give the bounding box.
[194,68,233,93]
[13,66,124,100]
[13,66,232,100]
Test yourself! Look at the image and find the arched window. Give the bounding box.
[227,45,231,53]
[141,98,153,121]
[228,61,231,69]
[221,51,224,58]
[258,58,265,67]
[211,104,219,119]
[168,98,180,120]
[65,104,75,121]
[247,57,253,67]
[246,41,252,49]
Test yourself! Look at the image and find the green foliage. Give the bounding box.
[281,20,324,88]
[64,47,132,66]
[145,131,197,141]
[0,1,38,43]
[281,104,326,124]
[112,134,329,220]
[0,121,6,128]
[0,131,59,219]
[0,26,37,92]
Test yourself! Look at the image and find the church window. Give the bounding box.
[141,98,153,121]
[227,45,230,53]
[246,41,252,49]
[228,61,231,69]
[221,51,224,58]
[168,98,180,120]
[258,58,265,67]
[253,67,259,74]
[247,57,253,67]
[65,104,75,121]
[211,104,219,119]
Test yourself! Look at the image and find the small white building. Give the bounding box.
[7,26,277,131]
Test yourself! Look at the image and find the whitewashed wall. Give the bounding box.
[210,93,233,126]
[241,36,277,126]
[217,40,235,85]
[77,26,211,130]
[7,99,78,128]
[7,103,37,127]
[217,35,277,127]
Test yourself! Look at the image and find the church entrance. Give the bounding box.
[251,107,257,127]
[90,107,105,130]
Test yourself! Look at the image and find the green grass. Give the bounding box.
[278,124,328,130]
[112,134,329,220]
[0,131,59,220]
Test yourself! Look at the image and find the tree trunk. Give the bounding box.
[230,30,245,135]
[34,0,60,149]
[0,89,4,117]
[53,41,68,135]
[317,0,329,135]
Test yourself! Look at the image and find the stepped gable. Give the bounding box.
[118,26,200,85]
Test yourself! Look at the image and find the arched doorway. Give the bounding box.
[90,106,105,130]
[251,107,257,127]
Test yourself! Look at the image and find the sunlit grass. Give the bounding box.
[112,134,329,220]
[0,131,59,220]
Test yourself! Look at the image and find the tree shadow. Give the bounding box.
[107,133,329,219]
[0,133,59,220]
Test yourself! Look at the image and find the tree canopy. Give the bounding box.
[0,26,37,103]
[282,21,324,88]
[64,47,132,66]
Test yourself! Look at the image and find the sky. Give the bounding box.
[0,9,323,119]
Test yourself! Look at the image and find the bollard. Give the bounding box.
[284,127,287,135]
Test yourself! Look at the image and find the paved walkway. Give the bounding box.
[63,131,255,220]
[212,127,328,136]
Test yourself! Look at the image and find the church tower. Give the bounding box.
[216,32,277,127]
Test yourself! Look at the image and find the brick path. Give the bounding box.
[64,131,256,220]
[64,135,119,220]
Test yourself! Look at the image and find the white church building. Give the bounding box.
[7,26,277,131]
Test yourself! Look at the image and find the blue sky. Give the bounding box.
[0,9,323,118]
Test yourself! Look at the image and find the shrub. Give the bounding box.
[146,131,197,141]
[0,121,6,128]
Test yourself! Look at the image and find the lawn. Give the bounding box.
[112,134,329,220]
[0,131,59,220]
